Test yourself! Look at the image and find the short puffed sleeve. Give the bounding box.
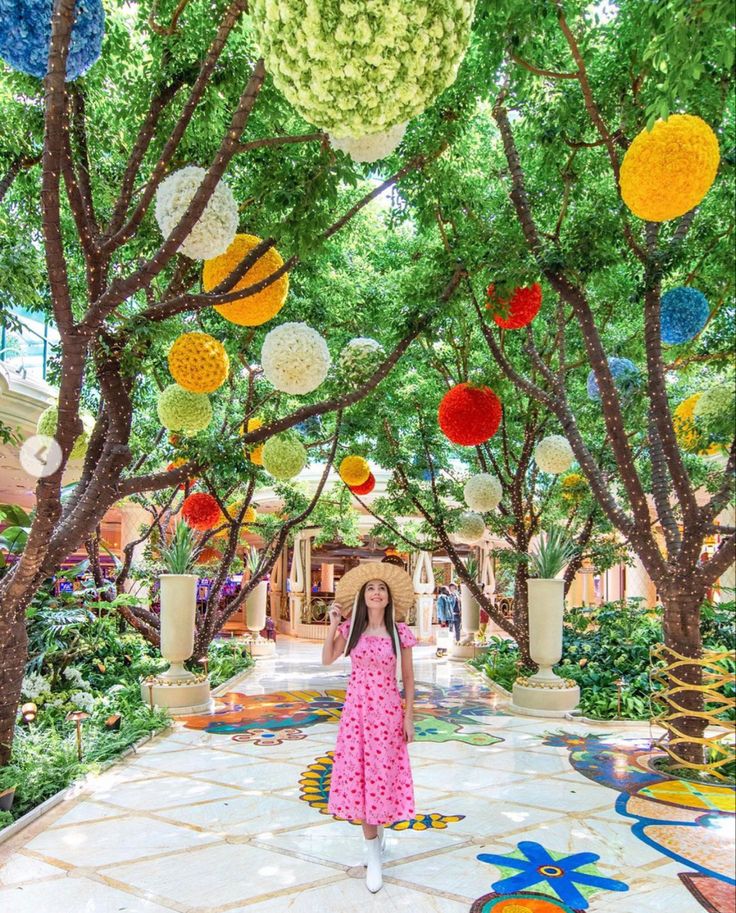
[337,620,351,639]
[397,622,417,648]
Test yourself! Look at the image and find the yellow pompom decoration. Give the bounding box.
[241,417,264,465]
[673,393,720,455]
[167,332,229,394]
[339,455,370,487]
[204,234,289,327]
[620,115,720,222]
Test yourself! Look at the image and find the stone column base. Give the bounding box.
[141,675,212,715]
[510,677,580,717]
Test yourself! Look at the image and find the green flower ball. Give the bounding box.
[157,384,212,435]
[694,382,735,444]
[36,405,89,460]
[339,337,385,385]
[250,0,476,137]
[262,434,307,480]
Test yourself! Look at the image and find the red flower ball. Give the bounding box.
[349,472,376,495]
[438,383,502,446]
[182,492,222,531]
[487,282,542,329]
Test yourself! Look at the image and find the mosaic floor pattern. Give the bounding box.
[0,634,733,912]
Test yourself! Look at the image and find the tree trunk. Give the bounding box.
[0,606,29,767]
[659,590,706,767]
[512,565,534,666]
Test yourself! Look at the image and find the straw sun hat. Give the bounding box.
[334,561,415,622]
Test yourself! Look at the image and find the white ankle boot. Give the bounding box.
[362,826,386,865]
[364,835,383,893]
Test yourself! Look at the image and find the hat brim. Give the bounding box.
[334,561,415,622]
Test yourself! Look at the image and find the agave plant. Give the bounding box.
[244,545,262,576]
[464,554,480,582]
[528,526,579,579]
[159,523,198,575]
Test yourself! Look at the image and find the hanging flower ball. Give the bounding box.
[350,472,376,495]
[182,493,222,531]
[241,417,264,465]
[438,383,502,446]
[694,383,735,443]
[463,473,502,512]
[204,234,289,327]
[0,0,105,81]
[339,337,385,385]
[561,472,587,504]
[487,282,542,330]
[329,123,407,163]
[249,0,476,137]
[166,459,197,491]
[36,405,90,459]
[167,332,229,394]
[587,357,640,401]
[620,115,720,222]
[339,455,370,487]
[262,434,307,480]
[660,287,710,344]
[196,546,223,565]
[154,166,238,261]
[261,322,331,395]
[535,435,574,474]
[455,511,486,544]
[157,383,212,435]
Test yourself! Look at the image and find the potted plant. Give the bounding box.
[157,522,199,682]
[526,526,578,684]
[244,546,268,634]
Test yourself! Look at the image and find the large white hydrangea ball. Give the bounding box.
[463,473,502,512]
[250,0,476,136]
[455,511,486,544]
[154,166,238,261]
[535,435,574,474]
[261,322,331,395]
[329,123,407,163]
[339,336,385,384]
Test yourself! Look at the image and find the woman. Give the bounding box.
[436,585,453,627]
[321,561,417,894]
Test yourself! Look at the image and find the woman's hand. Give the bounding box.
[327,603,342,628]
[403,711,414,744]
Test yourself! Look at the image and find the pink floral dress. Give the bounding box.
[327,620,417,826]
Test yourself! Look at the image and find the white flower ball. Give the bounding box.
[463,473,502,512]
[455,511,486,544]
[329,123,408,163]
[155,166,238,261]
[339,336,385,384]
[535,435,574,474]
[261,322,331,395]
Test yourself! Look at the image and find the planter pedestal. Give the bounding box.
[237,633,276,657]
[141,574,211,715]
[510,578,579,717]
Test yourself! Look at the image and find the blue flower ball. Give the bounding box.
[0,0,105,81]
[587,357,639,401]
[660,286,710,345]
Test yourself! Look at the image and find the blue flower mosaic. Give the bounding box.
[477,841,629,909]
[0,0,104,81]
[660,286,710,345]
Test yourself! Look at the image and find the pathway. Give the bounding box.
[0,635,733,912]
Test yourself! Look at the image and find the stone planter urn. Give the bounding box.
[511,578,579,717]
[243,580,275,657]
[141,574,211,713]
[449,584,488,661]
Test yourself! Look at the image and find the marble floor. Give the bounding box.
[0,635,733,913]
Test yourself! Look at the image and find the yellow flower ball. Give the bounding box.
[241,417,264,465]
[673,393,720,455]
[339,455,370,486]
[167,332,229,394]
[620,115,720,222]
[204,234,289,327]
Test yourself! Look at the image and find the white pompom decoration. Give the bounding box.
[463,473,502,512]
[455,511,486,544]
[261,322,331,395]
[329,123,408,163]
[155,166,238,261]
[535,435,574,474]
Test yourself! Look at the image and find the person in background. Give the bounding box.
[435,586,453,628]
[448,583,462,644]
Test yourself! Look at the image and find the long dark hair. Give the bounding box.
[344,580,398,659]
